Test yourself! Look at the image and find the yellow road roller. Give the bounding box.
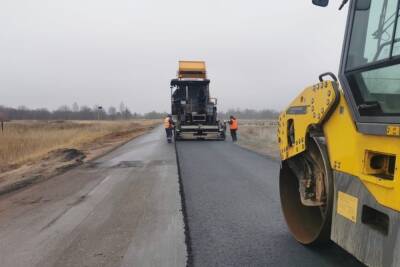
[278,1,400,266]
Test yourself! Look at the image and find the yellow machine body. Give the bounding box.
[278,81,339,161]
[278,82,400,212]
[324,95,400,212]
[279,1,400,266]
[278,79,400,266]
[178,61,207,79]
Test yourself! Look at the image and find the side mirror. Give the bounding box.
[312,0,329,7]
[356,0,371,10]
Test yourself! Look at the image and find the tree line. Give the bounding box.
[0,102,167,121]
[0,104,279,121]
[219,108,279,120]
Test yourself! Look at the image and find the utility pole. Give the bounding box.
[97,106,103,121]
[0,112,5,133]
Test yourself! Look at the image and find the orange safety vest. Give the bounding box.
[164,117,171,129]
[230,119,238,130]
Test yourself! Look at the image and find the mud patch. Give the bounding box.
[47,148,86,163]
[56,162,81,172]
[114,161,145,168]
[0,122,158,198]
[112,160,174,169]
[0,175,44,196]
[84,162,102,169]
[0,149,86,197]
[14,194,51,206]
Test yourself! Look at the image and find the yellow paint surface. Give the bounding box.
[178,61,206,79]
[279,84,400,212]
[387,125,400,137]
[277,81,338,160]
[324,94,400,211]
[337,191,358,223]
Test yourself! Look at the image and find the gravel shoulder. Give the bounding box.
[0,126,186,267]
[0,120,158,196]
[234,119,280,159]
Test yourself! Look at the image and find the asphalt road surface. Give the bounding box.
[176,141,364,267]
[0,127,364,267]
[0,127,185,267]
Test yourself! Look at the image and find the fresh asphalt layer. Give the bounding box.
[0,126,186,267]
[176,140,364,267]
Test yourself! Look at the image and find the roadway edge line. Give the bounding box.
[174,140,193,267]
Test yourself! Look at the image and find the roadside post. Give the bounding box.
[0,112,5,133]
[97,106,103,121]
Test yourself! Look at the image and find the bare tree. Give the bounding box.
[218,108,279,120]
[119,102,126,119]
[0,104,180,121]
[119,102,125,114]
[0,112,8,121]
[18,105,28,111]
[108,106,117,120]
[0,112,7,133]
[79,106,94,120]
[72,102,79,112]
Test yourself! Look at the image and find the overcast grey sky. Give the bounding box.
[0,1,348,113]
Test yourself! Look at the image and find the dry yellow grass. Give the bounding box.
[236,119,279,159]
[0,120,158,171]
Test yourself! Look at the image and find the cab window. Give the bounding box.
[347,0,398,70]
[345,0,400,116]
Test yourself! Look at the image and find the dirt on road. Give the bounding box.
[0,120,159,195]
[0,126,185,267]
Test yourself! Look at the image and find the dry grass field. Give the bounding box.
[0,120,158,173]
[236,119,279,159]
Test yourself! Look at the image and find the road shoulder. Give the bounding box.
[0,126,187,267]
[0,122,157,197]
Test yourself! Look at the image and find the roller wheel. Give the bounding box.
[279,138,333,245]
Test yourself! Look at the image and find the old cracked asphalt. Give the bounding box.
[0,126,185,267]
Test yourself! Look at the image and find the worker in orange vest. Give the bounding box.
[228,115,238,142]
[164,115,174,143]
